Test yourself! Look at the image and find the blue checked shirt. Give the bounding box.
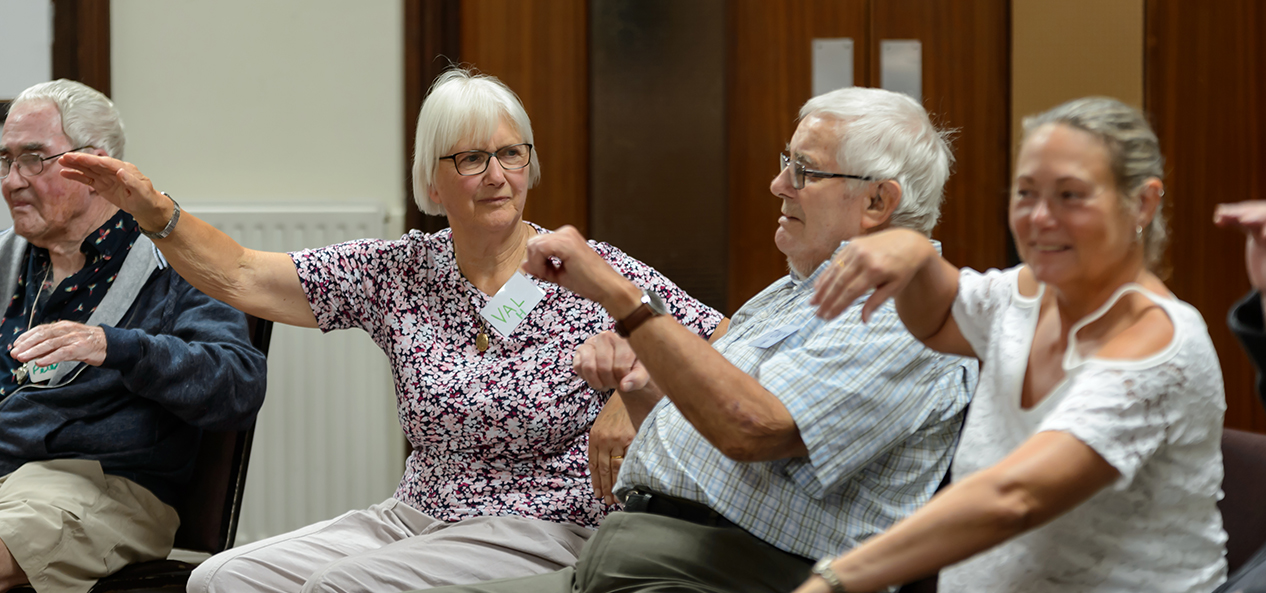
[616,241,978,560]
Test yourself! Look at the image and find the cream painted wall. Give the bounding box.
[111,0,406,234]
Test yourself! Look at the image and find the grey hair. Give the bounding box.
[799,87,954,235]
[12,79,125,159]
[1023,97,1167,270]
[411,67,539,216]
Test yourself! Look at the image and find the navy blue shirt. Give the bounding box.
[0,211,139,396]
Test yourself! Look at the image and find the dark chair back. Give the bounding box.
[87,314,273,592]
[1219,428,1266,573]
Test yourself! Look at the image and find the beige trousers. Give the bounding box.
[188,498,595,593]
[0,459,179,593]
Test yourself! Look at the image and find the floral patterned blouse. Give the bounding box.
[290,222,723,528]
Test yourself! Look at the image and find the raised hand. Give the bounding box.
[522,226,636,311]
[57,153,172,233]
[810,228,937,322]
[1215,201,1266,292]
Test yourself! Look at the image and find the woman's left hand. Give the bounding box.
[589,394,635,505]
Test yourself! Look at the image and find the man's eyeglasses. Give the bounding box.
[779,152,873,190]
[438,143,533,176]
[0,147,94,179]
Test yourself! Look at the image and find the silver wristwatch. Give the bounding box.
[811,557,848,593]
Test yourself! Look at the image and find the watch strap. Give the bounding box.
[140,192,181,240]
[614,302,656,337]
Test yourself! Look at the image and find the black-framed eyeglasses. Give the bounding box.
[438,143,533,176]
[779,152,873,190]
[0,146,94,179]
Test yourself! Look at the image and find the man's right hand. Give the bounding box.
[57,153,172,234]
[522,226,643,318]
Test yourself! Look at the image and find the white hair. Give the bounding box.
[411,68,539,216]
[12,79,125,159]
[800,87,953,235]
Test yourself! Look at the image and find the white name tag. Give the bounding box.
[28,361,60,383]
[750,324,800,349]
[480,272,545,337]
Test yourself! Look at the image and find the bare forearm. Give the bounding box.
[818,475,1037,592]
[154,211,318,327]
[626,315,806,461]
[806,432,1119,592]
[619,378,667,429]
[892,244,958,342]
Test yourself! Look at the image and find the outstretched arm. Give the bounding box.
[793,431,1119,593]
[58,153,317,328]
[812,228,973,357]
[525,226,806,462]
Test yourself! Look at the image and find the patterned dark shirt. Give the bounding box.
[0,211,141,396]
[290,222,723,528]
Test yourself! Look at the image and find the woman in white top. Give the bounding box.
[791,97,1227,593]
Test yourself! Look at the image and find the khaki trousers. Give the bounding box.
[0,459,179,593]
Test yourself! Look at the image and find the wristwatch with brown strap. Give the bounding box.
[613,288,667,337]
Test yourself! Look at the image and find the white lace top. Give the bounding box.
[940,266,1227,593]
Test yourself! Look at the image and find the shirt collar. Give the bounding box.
[79,210,140,259]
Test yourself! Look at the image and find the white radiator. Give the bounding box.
[189,204,405,546]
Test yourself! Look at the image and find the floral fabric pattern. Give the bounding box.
[290,223,722,528]
[0,211,139,395]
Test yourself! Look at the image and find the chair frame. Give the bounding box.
[85,315,272,592]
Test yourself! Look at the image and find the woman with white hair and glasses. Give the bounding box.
[59,68,723,592]
[794,97,1226,592]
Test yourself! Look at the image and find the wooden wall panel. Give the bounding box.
[590,0,729,311]
[871,0,1011,273]
[403,0,461,233]
[51,0,111,97]
[727,0,869,313]
[1147,0,1266,431]
[460,0,589,234]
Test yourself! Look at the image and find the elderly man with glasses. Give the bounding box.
[0,79,266,593]
[413,87,978,593]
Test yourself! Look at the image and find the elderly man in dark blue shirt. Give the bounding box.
[0,79,267,593]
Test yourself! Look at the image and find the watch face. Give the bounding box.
[646,289,668,315]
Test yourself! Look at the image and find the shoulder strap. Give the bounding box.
[0,229,30,303]
[45,236,163,386]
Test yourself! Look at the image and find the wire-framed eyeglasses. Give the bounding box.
[439,143,533,176]
[779,152,874,190]
[0,146,94,179]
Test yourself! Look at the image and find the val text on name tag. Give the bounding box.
[480,272,546,337]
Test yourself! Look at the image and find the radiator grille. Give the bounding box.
[191,204,405,545]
